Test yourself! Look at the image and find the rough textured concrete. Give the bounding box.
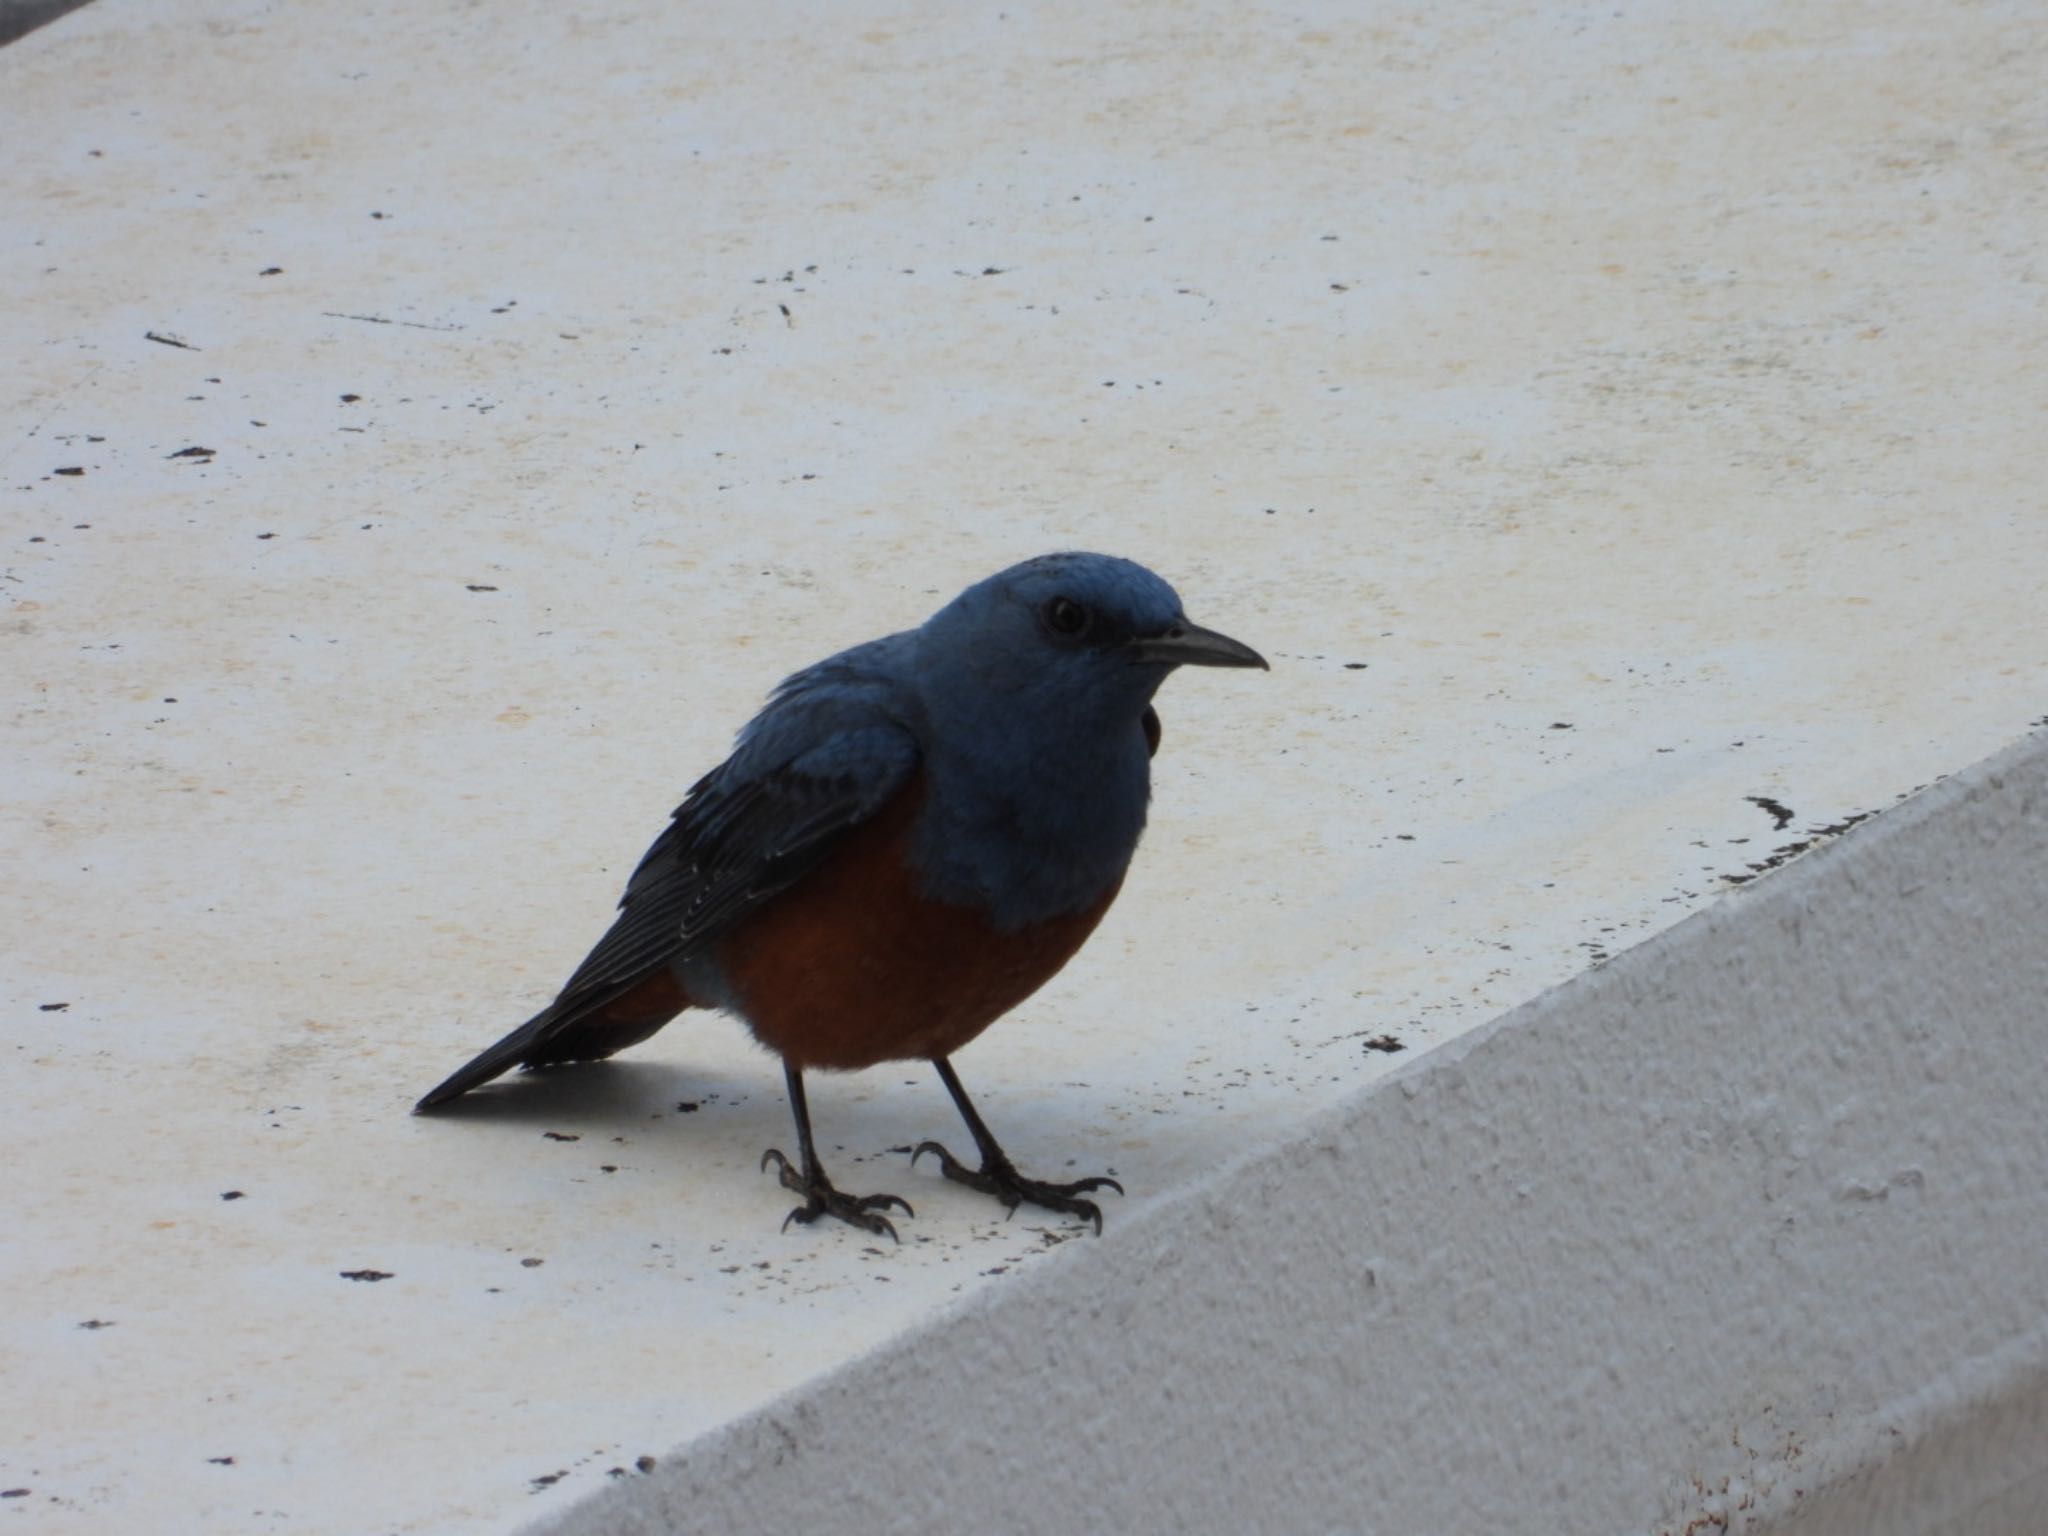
[540,733,2048,1536]
[4,0,2045,1531]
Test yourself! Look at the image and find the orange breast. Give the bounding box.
[715,781,1124,1071]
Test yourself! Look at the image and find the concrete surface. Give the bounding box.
[3,0,2044,1532]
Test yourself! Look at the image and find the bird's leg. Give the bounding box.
[760,1061,913,1241]
[912,1056,1124,1235]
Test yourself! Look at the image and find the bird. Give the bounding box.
[414,551,1266,1238]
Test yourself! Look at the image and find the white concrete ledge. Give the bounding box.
[545,731,2048,1536]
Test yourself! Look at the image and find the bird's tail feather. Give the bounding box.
[414,970,693,1113]
[412,1002,565,1112]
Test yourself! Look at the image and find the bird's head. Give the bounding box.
[916,552,1266,728]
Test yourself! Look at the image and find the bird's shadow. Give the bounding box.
[410,1060,770,1134]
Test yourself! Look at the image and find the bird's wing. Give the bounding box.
[558,716,920,998]
[413,644,923,1110]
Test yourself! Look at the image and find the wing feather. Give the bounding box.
[415,637,924,1108]
[559,725,918,997]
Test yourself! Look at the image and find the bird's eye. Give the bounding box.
[1042,596,1092,638]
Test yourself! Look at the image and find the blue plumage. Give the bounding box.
[909,553,1192,928]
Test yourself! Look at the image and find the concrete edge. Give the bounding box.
[1770,1321,2048,1536]
[525,728,2048,1535]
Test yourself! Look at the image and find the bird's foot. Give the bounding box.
[910,1141,1123,1235]
[760,1148,912,1241]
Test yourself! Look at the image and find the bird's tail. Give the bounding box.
[412,1002,565,1112]
[413,970,693,1113]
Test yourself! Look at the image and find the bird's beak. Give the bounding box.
[1129,619,1269,671]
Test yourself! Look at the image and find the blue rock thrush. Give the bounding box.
[415,552,1266,1237]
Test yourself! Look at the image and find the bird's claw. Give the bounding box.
[760,1147,912,1241]
[910,1140,1123,1235]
